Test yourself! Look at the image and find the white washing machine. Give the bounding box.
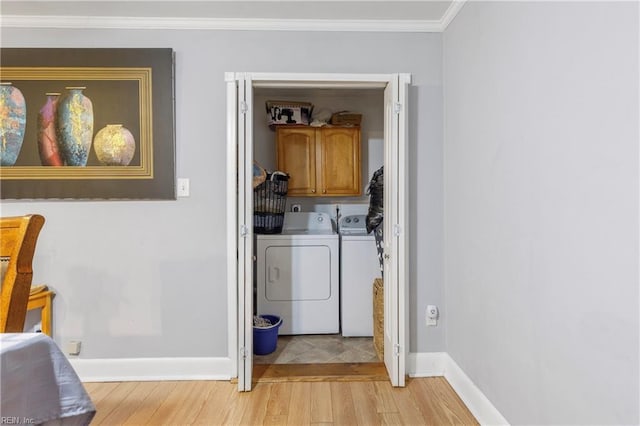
[256,212,339,335]
[339,213,381,337]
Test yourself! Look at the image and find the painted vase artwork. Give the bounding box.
[56,86,94,166]
[0,82,27,166]
[37,92,64,166]
[93,124,136,166]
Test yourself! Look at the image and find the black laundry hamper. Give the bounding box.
[254,172,289,234]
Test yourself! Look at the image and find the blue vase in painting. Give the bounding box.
[57,86,94,166]
[0,82,27,166]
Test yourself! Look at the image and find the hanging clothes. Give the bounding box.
[366,166,384,277]
[366,166,384,233]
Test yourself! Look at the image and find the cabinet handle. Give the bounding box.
[323,189,327,194]
[311,189,316,193]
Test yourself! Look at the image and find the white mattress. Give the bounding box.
[1,333,96,425]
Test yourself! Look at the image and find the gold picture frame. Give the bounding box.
[0,48,175,199]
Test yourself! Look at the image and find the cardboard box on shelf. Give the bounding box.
[266,100,313,127]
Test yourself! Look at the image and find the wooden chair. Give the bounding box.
[27,286,55,336]
[0,214,45,333]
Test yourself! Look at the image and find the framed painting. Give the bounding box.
[0,48,175,199]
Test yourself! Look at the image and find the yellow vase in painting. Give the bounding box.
[93,124,136,166]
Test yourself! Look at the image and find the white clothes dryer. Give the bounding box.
[256,212,339,335]
[339,213,380,337]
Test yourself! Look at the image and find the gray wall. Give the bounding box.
[1,28,444,356]
[444,2,639,424]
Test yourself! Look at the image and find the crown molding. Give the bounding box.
[0,14,454,32]
[0,1,469,33]
[440,0,467,30]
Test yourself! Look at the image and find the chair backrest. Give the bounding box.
[0,214,45,333]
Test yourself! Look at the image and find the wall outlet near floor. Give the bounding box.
[426,305,438,327]
[66,340,82,356]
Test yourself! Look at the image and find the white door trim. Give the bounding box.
[398,73,411,386]
[225,72,238,381]
[382,73,410,386]
[226,72,254,391]
[227,72,411,389]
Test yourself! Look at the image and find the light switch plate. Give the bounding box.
[177,178,190,197]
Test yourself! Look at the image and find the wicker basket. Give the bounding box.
[254,173,289,234]
[330,111,362,126]
[373,278,384,361]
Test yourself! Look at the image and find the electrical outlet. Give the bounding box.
[426,305,438,327]
[66,340,82,356]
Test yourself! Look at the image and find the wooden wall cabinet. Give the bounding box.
[276,126,361,197]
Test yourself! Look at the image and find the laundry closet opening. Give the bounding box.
[228,72,409,391]
[252,86,384,369]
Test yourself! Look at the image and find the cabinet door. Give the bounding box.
[318,127,361,196]
[276,127,317,196]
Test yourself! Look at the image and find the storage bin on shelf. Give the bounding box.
[266,100,313,127]
[330,111,362,126]
[254,172,289,234]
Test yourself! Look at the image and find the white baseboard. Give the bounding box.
[442,354,510,425]
[69,357,232,382]
[408,352,508,425]
[407,351,447,377]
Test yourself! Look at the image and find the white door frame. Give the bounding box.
[227,72,410,390]
[226,72,254,391]
[383,73,410,387]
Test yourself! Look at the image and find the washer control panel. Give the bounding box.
[339,214,369,235]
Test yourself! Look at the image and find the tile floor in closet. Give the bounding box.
[254,335,379,364]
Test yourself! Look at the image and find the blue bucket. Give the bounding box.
[253,315,283,355]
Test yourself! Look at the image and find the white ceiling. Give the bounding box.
[0,1,464,32]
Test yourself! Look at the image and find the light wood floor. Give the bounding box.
[85,376,478,425]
